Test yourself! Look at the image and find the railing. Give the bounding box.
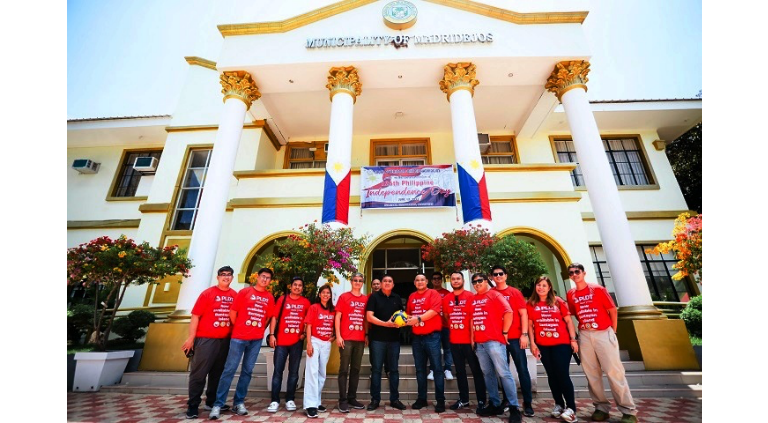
[653,301,687,319]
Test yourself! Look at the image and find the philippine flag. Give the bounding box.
[452,119,491,223]
[321,95,354,225]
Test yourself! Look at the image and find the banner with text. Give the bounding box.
[360,165,456,209]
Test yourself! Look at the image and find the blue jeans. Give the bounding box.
[412,332,445,402]
[505,339,533,404]
[429,327,454,372]
[271,341,303,402]
[369,340,400,401]
[476,341,519,407]
[214,338,262,407]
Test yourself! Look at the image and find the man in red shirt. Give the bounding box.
[267,277,311,413]
[429,272,454,381]
[491,265,534,417]
[208,268,275,419]
[181,266,237,419]
[442,272,487,413]
[471,273,522,423]
[405,273,446,413]
[334,272,368,413]
[566,263,638,423]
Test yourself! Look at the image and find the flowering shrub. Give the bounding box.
[66,235,192,351]
[421,226,547,289]
[252,222,369,298]
[646,213,702,281]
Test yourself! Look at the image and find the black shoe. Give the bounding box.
[348,399,365,409]
[318,405,327,413]
[501,400,510,413]
[523,402,534,417]
[475,401,486,415]
[435,401,446,413]
[185,407,199,419]
[450,400,469,410]
[389,400,406,410]
[338,401,349,413]
[306,408,318,418]
[509,407,522,423]
[367,400,380,411]
[479,404,503,416]
[412,399,428,410]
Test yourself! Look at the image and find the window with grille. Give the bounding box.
[284,141,327,169]
[553,137,653,187]
[590,245,693,303]
[481,136,517,165]
[110,150,162,197]
[371,138,430,166]
[171,149,212,230]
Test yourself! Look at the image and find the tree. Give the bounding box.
[67,235,192,351]
[666,122,702,213]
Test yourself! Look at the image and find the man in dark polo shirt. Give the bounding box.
[365,275,407,411]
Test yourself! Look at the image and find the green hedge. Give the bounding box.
[680,295,702,338]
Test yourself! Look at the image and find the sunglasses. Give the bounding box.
[471,279,485,285]
[569,270,582,275]
[492,272,504,277]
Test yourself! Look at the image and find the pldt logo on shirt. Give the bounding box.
[350,301,366,308]
[473,298,488,306]
[215,295,234,302]
[318,313,335,320]
[285,303,304,310]
[411,298,426,305]
[251,295,269,303]
[572,293,594,304]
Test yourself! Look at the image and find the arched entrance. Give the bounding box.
[497,226,573,299]
[239,231,300,284]
[361,229,435,300]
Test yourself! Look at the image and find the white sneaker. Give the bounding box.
[444,369,454,380]
[551,404,564,418]
[286,400,297,411]
[233,403,248,416]
[427,370,434,380]
[208,406,221,420]
[267,402,280,413]
[560,407,578,422]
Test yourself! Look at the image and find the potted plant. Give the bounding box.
[67,235,191,391]
[254,222,369,377]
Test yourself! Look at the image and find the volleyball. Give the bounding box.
[391,310,409,327]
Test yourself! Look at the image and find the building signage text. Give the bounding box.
[306,33,493,49]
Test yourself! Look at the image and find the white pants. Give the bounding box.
[303,336,331,409]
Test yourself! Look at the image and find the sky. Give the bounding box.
[66,0,702,119]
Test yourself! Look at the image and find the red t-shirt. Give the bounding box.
[472,289,512,344]
[335,292,368,342]
[192,286,237,339]
[274,294,311,346]
[566,284,616,331]
[306,303,335,341]
[407,289,443,335]
[527,298,571,346]
[435,287,452,328]
[230,287,274,341]
[496,285,527,339]
[443,290,474,344]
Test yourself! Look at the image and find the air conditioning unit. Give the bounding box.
[133,156,159,173]
[478,133,491,153]
[71,159,100,174]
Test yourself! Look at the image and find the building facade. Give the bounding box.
[67,1,701,361]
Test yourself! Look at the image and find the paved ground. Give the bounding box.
[67,393,702,423]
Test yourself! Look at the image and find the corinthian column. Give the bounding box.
[439,62,492,229]
[172,71,261,317]
[545,61,661,319]
[321,66,362,228]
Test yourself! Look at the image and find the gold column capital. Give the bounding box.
[326,66,362,103]
[439,62,480,101]
[220,71,261,110]
[545,60,591,102]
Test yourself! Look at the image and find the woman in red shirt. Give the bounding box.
[527,276,579,423]
[303,284,336,418]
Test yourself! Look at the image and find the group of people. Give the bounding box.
[181,263,639,423]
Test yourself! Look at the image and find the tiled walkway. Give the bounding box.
[67,394,702,423]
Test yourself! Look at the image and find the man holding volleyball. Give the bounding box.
[365,274,406,410]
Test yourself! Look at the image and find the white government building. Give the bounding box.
[67,0,700,370]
